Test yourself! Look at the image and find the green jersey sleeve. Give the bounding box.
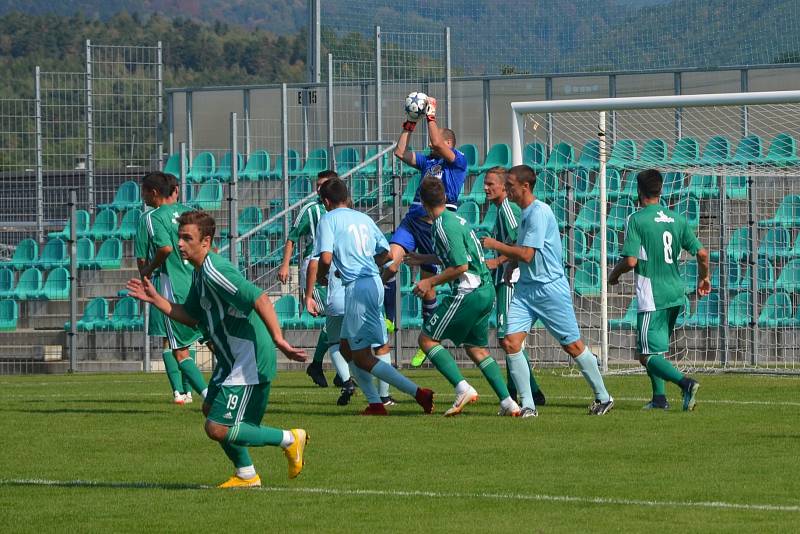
[134,216,149,260]
[287,205,311,243]
[620,215,642,258]
[205,255,264,315]
[151,213,173,250]
[680,218,703,255]
[182,280,203,321]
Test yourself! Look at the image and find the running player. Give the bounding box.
[406,177,524,417]
[127,210,308,488]
[314,178,434,415]
[609,168,707,411]
[482,164,614,416]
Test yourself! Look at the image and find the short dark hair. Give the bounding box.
[317,169,338,180]
[508,164,537,190]
[319,178,349,205]
[637,169,663,199]
[141,171,173,197]
[419,177,446,207]
[177,210,216,241]
[442,128,456,146]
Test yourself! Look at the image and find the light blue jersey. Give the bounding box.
[315,207,390,285]
[516,199,564,285]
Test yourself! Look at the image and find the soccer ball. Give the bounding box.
[404,91,428,120]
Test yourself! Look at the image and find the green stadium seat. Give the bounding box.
[274,295,299,328]
[679,261,722,293]
[699,135,731,166]
[475,143,511,174]
[48,209,91,240]
[686,293,721,327]
[91,238,123,270]
[609,297,637,330]
[14,267,43,300]
[574,140,600,172]
[552,196,568,230]
[534,170,560,202]
[609,197,636,231]
[574,168,622,201]
[523,142,547,172]
[727,227,750,261]
[221,206,263,239]
[355,148,387,177]
[89,209,119,240]
[401,294,423,328]
[66,297,109,332]
[163,153,187,176]
[758,227,791,259]
[759,194,800,227]
[543,142,574,173]
[758,291,795,327]
[0,300,18,331]
[570,229,591,262]
[188,179,223,211]
[110,296,143,330]
[37,267,70,301]
[639,138,668,166]
[574,260,601,297]
[247,237,269,266]
[727,292,752,327]
[77,237,95,268]
[587,228,620,262]
[187,151,216,183]
[725,175,749,200]
[239,150,271,181]
[476,203,498,234]
[37,238,67,269]
[687,175,718,199]
[574,199,600,231]
[731,258,775,291]
[336,147,361,175]
[98,181,141,211]
[292,148,329,179]
[457,144,480,173]
[351,175,376,205]
[3,238,38,271]
[668,137,700,167]
[674,196,700,229]
[212,152,244,182]
[729,134,763,165]
[456,200,481,227]
[400,263,418,294]
[619,171,639,199]
[461,172,487,204]
[268,149,302,179]
[607,139,638,169]
[116,208,142,240]
[288,176,312,205]
[762,133,799,167]
[401,173,422,206]
[775,258,800,292]
[660,172,685,200]
[0,268,15,298]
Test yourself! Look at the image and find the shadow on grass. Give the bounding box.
[0,479,209,491]
[11,408,163,415]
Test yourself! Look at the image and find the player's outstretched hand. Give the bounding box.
[275,338,307,362]
[126,276,158,303]
[305,296,319,317]
[425,97,437,122]
[697,276,711,297]
[277,264,290,284]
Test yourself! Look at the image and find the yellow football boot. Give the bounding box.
[283,428,309,479]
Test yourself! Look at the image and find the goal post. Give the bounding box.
[510,90,800,374]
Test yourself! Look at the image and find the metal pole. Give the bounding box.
[445,27,452,129]
[598,111,609,373]
[674,72,682,141]
[483,79,491,159]
[68,190,78,373]
[327,54,335,171]
[302,87,310,160]
[361,83,369,160]
[740,69,749,137]
[545,77,554,153]
[307,0,321,83]
[281,84,290,238]
[229,112,239,268]
[85,40,95,213]
[243,89,252,157]
[179,142,188,203]
[608,75,617,145]
[186,91,194,161]
[167,91,175,156]
[719,174,729,367]
[392,171,402,365]
[34,66,44,244]
[156,41,164,171]
[376,26,384,214]
[748,173,759,366]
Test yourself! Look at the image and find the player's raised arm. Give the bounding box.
[425,99,457,164]
[394,92,423,168]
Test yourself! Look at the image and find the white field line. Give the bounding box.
[1,478,798,513]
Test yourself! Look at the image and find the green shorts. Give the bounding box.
[422,283,494,347]
[206,382,271,426]
[146,303,166,337]
[326,314,343,344]
[495,283,515,339]
[637,306,681,355]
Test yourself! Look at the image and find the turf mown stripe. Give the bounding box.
[3,479,799,513]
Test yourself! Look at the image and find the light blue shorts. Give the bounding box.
[506,276,581,345]
[342,275,388,351]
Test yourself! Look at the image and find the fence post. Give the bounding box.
[167,92,174,156]
[674,72,682,142]
[445,27,452,129]
[327,54,335,172]
[375,26,384,215]
[34,66,44,244]
[229,112,239,268]
[85,40,95,213]
[186,91,194,162]
[156,41,164,171]
[598,111,609,373]
[748,174,759,366]
[281,84,289,239]
[243,89,251,157]
[483,79,490,157]
[68,190,78,373]
[179,142,188,204]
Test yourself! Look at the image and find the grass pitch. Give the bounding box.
[1,370,799,532]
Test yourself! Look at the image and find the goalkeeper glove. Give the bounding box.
[402,120,417,132]
[425,97,437,122]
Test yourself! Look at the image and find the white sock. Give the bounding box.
[201,388,208,399]
[500,396,518,410]
[329,344,351,382]
[236,465,256,479]
[173,390,182,398]
[455,380,471,395]
[280,430,295,449]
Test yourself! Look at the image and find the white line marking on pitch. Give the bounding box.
[2,478,798,513]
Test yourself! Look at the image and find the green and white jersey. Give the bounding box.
[621,203,703,312]
[134,208,156,263]
[147,202,194,300]
[287,199,326,258]
[432,209,492,294]
[183,252,276,386]
[491,197,521,286]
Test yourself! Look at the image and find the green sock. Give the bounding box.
[220,440,253,468]
[178,358,207,396]
[646,355,684,385]
[313,328,328,364]
[426,345,464,387]
[225,423,284,447]
[647,367,667,397]
[162,349,183,394]
[478,357,510,401]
